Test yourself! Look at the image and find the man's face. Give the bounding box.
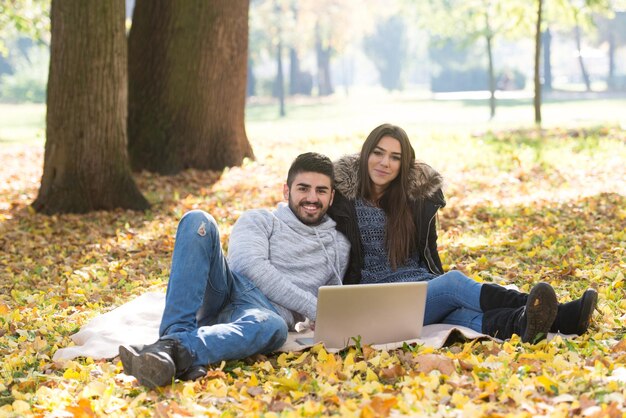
[283,171,334,226]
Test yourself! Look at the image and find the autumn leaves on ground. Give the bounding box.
[1,125,625,417]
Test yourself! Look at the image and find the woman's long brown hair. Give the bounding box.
[358,123,417,269]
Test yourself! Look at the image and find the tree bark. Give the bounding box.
[128,0,253,174]
[542,28,552,91]
[33,0,149,214]
[315,23,334,96]
[276,38,286,117]
[485,30,496,120]
[534,0,543,125]
[289,47,300,95]
[608,28,615,90]
[574,23,592,92]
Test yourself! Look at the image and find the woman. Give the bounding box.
[328,123,597,342]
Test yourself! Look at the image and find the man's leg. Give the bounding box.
[121,210,289,387]
[120,210,236,387]
[159,210,232,337]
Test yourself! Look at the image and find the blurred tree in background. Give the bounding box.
[0,0,49,103]
[363,14,408,91]
[416,0,533,119]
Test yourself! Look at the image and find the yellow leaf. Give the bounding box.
[33,336,47,351]
[366,368,379,382]
[290,390,307,401]
[277,353,290,367]
[182,382,196,398]
[292,351,309,364]
[63,368,81,380]
[451,391,469,408]
[249,373,259,386]
[344,351,355,368]
[537,375,558,394]
[354,361,368,373]
[317,347,329,362]
[274,376,300,391]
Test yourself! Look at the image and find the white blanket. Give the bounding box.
[52,292,501,362]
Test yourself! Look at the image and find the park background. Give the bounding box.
[1,0,626,416]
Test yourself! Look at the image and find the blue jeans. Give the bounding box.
[424,270,484,332]
[159,210,288,367]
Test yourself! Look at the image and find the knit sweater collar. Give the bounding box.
[275,202,337,234]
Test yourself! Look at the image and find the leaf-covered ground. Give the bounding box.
[1,126,626,417]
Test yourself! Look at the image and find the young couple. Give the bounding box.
[120,124,597,388]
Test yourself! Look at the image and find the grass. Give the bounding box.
[0,104,46,144]
[3,89,625,147]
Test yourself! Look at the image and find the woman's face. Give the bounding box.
[367,135,401,196]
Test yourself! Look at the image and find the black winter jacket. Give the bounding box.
[328,154,447,285]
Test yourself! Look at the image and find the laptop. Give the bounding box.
[297,282,428,349]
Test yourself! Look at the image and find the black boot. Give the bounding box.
[482,282,558,343]
[119,338,193,388]
[177,365,208,381]
[550,289,597,335]
[479,283,528,311]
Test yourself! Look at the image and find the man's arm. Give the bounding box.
[227,210,318,320]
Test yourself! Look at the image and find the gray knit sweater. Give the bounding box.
[227,203,350,328]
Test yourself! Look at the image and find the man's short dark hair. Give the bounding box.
[287,152,334,188]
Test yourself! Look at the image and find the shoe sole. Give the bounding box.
[119,345,138,376]
[119,345,175,389]
[523,283,558,343]
[576,289,598,335]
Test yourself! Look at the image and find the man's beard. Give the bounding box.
[288,199,326,226]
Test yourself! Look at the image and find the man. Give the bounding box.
[119,153,350,388]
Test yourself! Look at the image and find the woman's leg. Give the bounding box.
[424,270,483,326]
[424,271,560,342]
[480,282,597,336]
[439,308,483,331]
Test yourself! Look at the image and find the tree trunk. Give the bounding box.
[33,0,149,214]
[276,39,286,117]
[288,0,299,96]
[274,0,285,117]
[542,28,552,91]
[534,0,543,125]
[485,31,496,120]
[128,0,253,175]
[289,47,300,95]
[315,23,334,96]
[607,28,615,90]
[574,23,592,92]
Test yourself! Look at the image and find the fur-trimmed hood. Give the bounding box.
[333,154,444,203]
